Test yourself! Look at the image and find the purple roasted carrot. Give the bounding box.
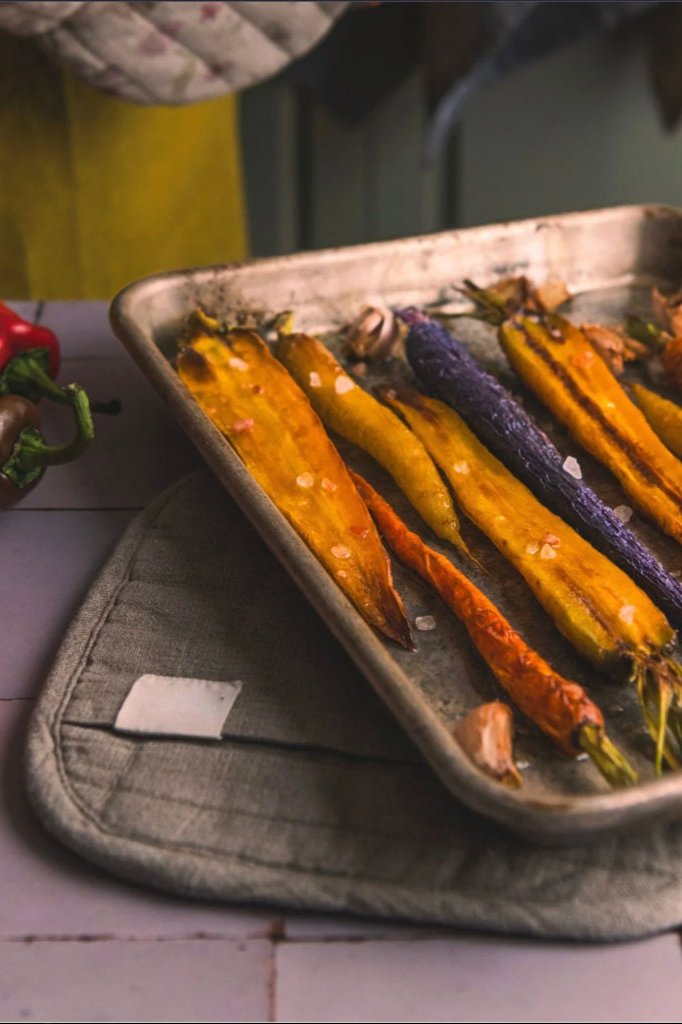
[399,307,682,628]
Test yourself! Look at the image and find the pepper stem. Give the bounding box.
[0,351,120,415]
[461,280,518,324]
[272,310,295,336]
[3,384,94,490]
[578,724,638,788]
[0,350,67,403]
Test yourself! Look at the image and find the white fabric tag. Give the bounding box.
[114,675,243,739]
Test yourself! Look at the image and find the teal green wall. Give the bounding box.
[460,30,682,226]
[240,28,682,255]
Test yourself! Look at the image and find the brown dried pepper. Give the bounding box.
[0,388,93,507]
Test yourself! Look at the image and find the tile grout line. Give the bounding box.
[276,929,457,946]
[0,929,454,946]
[0,928,278,945]
[267,919,285,1023]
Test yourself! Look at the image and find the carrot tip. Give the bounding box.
[447,536,482,573]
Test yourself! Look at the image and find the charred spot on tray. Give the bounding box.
[523,331,682,514]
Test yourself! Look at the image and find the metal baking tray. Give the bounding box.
[110,204,682,842]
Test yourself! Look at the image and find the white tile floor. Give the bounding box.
[0,938,272,1022]
[1,301,680,1023]
[275,934,682,1023]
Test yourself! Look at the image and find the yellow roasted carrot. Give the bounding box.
[499,314,682,545]
[275,330,471,558]
[176,326,413,649]
[382,388,681,770]
[631,383,682,460]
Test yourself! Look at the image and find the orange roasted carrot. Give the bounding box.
[351,471,637,786]
[176,326,413,649]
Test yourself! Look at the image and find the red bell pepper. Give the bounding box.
[0,300,60,376]
[0,301,119,414]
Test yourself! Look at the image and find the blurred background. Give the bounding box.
[5,1,682,295]
[242,1,682,255]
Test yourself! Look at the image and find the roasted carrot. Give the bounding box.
[401,307,682,627]
[275,329,471,558]
[459,282,682,544]
[176,325,412,649]
[631,383,682,460]
[499,312,682,545]
[352,472,636,786]
[381,389,681,772]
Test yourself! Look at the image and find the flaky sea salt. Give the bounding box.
[562,456,582,480]
[619,604,636,624]
[331,544,351,559]
[296,472,314,488]
[613,505,633,524]
[334,375,355,395]
[321,477,337,493]
[415,615,436,631]
[525,542,540,555]
[309,371,321,388]
[232,418,254,433]
[228,356,249,371]
[452,460,470,475]
[540,543,557,560]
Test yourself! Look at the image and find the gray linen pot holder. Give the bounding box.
[25,470,682,941]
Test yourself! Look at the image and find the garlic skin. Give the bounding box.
[452,702,522,787]
[342,306,407,362]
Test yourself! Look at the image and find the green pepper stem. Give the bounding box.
[578,724,638,788]
[0,350,67,403]
[16,384,94,470]
[0,351,120,415]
